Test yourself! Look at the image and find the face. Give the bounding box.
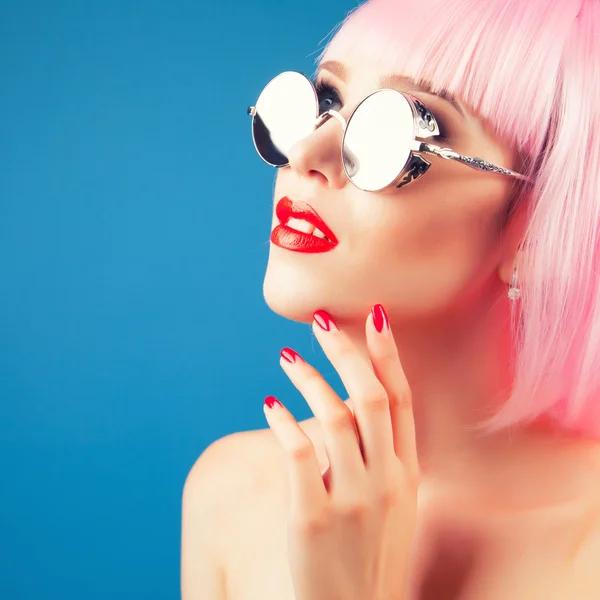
[262,57,520,326]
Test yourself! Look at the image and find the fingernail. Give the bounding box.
[313,310,338,332]
[372,304,389,333]
[264,396,283,409]
[281,347,303,363]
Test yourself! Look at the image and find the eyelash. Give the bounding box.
[312,77,449,140]
[314,79,343,113]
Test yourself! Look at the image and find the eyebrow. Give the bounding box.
[318,60,466,119]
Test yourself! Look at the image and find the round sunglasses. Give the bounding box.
[247,71,531,192]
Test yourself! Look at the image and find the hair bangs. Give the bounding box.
[319,0,581,167]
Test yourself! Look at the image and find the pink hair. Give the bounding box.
[319,0,600,438]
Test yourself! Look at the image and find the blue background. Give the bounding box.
[0,1,358,598]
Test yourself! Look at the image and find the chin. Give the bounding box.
[262,248,375,324]
[262,243,352,322]
[262,260,320,323]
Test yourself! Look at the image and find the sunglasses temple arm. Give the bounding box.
[419,142,532,183]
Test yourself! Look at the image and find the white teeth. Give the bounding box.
[286,217,330,241]
[287,217,315,235]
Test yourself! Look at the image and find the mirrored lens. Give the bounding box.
[252,72,317,166]
[343,90,414,191]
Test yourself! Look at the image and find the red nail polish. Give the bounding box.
[281,348,302,363]
[313,310,338,332]
[372,304,389,333]
[265,396,282,409]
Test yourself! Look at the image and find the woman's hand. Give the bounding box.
[263,304,419,600]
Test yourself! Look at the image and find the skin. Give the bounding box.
[262,57,600,517]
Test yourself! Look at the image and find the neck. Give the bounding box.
[337,280,600,510]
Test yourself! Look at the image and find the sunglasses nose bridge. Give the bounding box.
[314,110,347,133]
[283,108,349,190]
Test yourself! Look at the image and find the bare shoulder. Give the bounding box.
[181,427,280,600]
[198,414,324,496]
[181,415,325,600]
[540,444,600,599]
[559,477,600,598]
[182,414,322,560]
[182,425,285,536]
[192,413,324,488]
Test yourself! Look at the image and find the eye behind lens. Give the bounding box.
[314,79,342,114]
[343,89,415,191]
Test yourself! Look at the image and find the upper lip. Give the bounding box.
[276,197,338,244]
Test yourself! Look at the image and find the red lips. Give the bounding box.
[270,197,338,253]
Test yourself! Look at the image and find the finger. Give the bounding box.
[311,310,396,474]
[365,304,418,477]
[263,395,328,519]
[279,347,367,497]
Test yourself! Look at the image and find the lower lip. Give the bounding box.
[270,225,337,253]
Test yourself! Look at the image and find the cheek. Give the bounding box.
[413,203,499,260]
[356,182,508,299]
[368,196,502,259]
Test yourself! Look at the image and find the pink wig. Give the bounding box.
[319,0,600,438]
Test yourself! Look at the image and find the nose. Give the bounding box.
[285,112,348,190]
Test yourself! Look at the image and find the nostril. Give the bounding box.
[307,170,329,185]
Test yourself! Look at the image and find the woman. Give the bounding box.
[181,0,600,598]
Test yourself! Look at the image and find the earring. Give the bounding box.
[508,265,521,301]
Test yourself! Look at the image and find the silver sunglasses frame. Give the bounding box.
[248,71,532,192]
